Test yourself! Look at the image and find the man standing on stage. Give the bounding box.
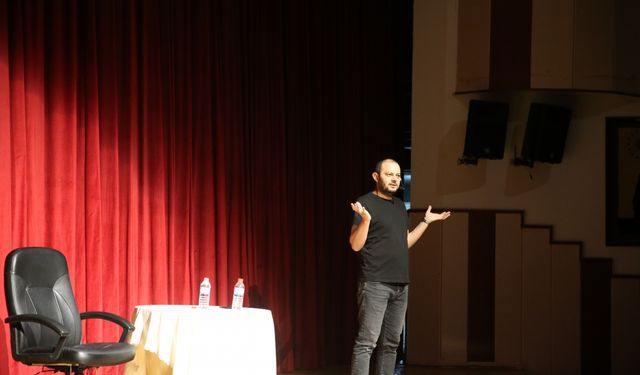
[349,158,450,375]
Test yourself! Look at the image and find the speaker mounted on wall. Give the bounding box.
[513,102,572,167]
[459,99,509,165]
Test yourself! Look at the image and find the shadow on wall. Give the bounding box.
[436,120,487,194]
[436,118,487,195]
[435,116,551,196]
[434,91,635,198]
[504,162,551,197]
[504,121,550,197]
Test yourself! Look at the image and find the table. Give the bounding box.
[124,305,277,375]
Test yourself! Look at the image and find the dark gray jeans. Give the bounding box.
[350,281,408,375]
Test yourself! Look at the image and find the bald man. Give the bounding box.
[349,159,450,375]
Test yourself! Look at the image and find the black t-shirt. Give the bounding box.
[353,192,409,283]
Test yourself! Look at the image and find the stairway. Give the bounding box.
[406,209,640,375]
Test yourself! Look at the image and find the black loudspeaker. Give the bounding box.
[520,103,572,164]
[460,100,509,164]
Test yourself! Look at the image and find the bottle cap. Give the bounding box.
[238,278,243,282]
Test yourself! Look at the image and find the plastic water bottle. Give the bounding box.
[231,278,245,309]
[198,277,211,308]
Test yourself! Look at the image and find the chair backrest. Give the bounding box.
[4,247,82,352]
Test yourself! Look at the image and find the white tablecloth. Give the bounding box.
[124,305,277,375]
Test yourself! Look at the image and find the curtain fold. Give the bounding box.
[0,0,410,373]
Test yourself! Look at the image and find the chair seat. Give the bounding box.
[23,342,135,367]
[24,342,135,367]
[62,343,136,367]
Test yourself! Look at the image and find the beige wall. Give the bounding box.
[611,277,640,374]
[411,0,640,275]
[407,210,582,372]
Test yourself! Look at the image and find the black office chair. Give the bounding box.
[4,247,136,374]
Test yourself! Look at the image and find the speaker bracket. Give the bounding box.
[457,156,479,165]
[512,157,534,168]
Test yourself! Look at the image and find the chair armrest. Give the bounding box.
[4,314,69,361]
[80,311,135,343]
[5,314,70,336]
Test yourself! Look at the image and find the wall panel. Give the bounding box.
[522,228,552,375]
[407,212,443,364]
[611,277,640,375]
[440,212,469,363]
[495,213,523,366]
[551,243,581,375]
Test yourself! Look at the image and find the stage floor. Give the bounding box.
[284,365,526,375]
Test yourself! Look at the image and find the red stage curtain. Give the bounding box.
[0,1,408,374]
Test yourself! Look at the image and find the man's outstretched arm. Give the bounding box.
[407,205,451,248]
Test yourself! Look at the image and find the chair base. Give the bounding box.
[31,363,89,375]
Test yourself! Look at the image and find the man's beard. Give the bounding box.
[379,182,399,195]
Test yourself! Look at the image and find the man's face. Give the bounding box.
[375,161,401,195]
